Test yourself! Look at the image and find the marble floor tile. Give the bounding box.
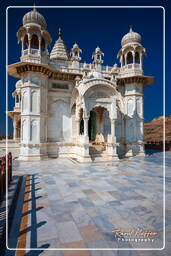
[8,151,170,251]
[79,224,105,241]
[56,221,83,243]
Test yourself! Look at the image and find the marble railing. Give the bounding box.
[120,63,143,76]
[14,102,21,112]
[50,61,113,74]
[22,49,47,56]
[121,63,142,71]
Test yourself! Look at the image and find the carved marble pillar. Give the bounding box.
[84,118,89,137]
[75,118,80,136]
[140,52,142,69]
[45,42,48,54]
[111,118,116,142]
[13,119,17,141]
[38,37,41,56]
[133,52,135,64]
[125,53,128,65]
[28,35,31,54]
[121,118,125,142]
[120,55,123,67]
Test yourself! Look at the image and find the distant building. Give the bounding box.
[8,7,154,162]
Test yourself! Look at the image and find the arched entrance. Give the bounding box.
[88,111,96,141]
[88,106,110,144]
[79,108,84,135]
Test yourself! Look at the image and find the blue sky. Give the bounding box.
[0,0,170,135]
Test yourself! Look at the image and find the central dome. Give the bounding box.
[121,27,141,46]
[23,8,47,29]
[87,71,103,79]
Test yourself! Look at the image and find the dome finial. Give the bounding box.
[33,2,36,11]
[58,28,62,39]
[129,25,133,32]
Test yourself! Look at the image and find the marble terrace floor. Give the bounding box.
[5,151,171,256]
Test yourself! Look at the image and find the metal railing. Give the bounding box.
[0,152,12,201]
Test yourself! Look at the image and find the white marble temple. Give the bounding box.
[8,8,154,162]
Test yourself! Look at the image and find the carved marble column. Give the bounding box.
[111,118,116,142]
[13,118,17,140]
[38,37,41,56]
[140,52,142,69]
[84,118,89,137]
[133,52,135,64]
[75,118,80,136]
[28,35,31,54]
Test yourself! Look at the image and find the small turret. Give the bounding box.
[92,46,104,71]
[17,5,52,63]
[117,26,146,75]
[70,43,82,68]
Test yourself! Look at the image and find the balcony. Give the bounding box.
[120,63,143,77]
[20,49,49,64]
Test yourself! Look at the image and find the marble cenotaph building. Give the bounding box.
[8,8,154,162]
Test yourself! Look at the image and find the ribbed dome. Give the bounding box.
[50,29,69,61]
[121,27,141,46]
[23,8,47,29]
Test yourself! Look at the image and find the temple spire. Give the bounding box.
[58,28,62,39]
[129,25,133,32]
[50,27,69,60]
[33,2,36,11]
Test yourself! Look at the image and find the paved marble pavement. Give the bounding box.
[5,151,171,256]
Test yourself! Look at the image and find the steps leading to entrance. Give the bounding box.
[89,144,106,154]
[89,144,107,161]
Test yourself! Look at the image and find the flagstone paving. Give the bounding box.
[4,151,171,255]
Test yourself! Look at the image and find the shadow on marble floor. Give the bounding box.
[5,174,50,255]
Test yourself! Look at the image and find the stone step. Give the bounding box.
[89,145,106,155]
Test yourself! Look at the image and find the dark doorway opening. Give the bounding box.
[88,111,96,141]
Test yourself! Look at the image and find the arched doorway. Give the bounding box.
[79,108,84,135]
[88,111,96,141]
[88,106,110,143]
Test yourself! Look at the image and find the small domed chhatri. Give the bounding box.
[121,26,141,46]
[8,9,154,163]
[17,6,51,63]
[23,6,47,29]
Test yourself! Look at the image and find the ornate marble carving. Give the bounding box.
[8,9,154,161]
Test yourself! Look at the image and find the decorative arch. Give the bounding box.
[127,51,133,64]
[31,34,39,49]
[135,52,140,63]
[22,91,27,112]
[30,120,38,141]
[22,119,27,141]
[122,55,125,65]
[23,34,29,48]
[127,98,134,116]
[31,90,38,113]
[78,79,117,97]
[47,99,70,142]
[70,87,79,110]
[41,37,45,50]
[51,98,68,107]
